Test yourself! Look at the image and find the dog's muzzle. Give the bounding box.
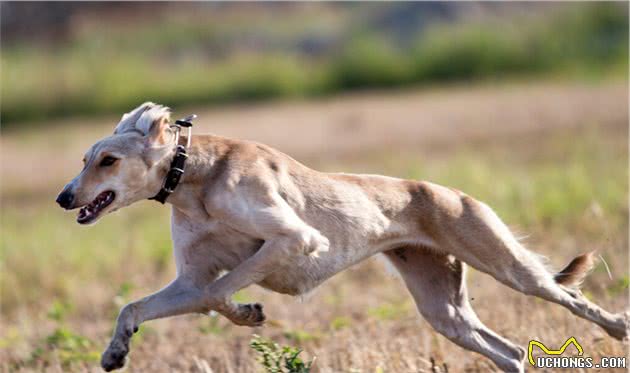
[56,188,75,209]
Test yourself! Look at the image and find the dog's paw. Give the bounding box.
[605,310,630,341]
[233,303,266,327]
[617,310,630,341]
[101,340,129,372]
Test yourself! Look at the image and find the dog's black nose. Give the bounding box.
[56,189,74,209]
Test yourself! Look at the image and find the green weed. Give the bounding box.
[607,276,629,297]
[250,334,314,373]
[18,300,100,369]
[330,316,352,331]
[367,302,411,321]
[283,329,321,344]
[198,315,225,335]
[46,300,72,322]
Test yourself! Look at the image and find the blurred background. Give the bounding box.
[1,2,628,372]
[1,2,628,125]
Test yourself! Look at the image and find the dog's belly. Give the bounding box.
[256,244,377,296]
[257,273,313,295]
[255,227,437,295]
[257,262,334,295]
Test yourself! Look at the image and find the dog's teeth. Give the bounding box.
[77,191,114,223]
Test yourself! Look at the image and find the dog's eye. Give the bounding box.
[99,156,118,167]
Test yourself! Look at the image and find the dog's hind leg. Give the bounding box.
[479,246,628,340]
[385,247,526,372]
[492,249,628,341]
[431,192,629,341]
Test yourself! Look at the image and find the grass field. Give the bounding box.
[1,80,628,372]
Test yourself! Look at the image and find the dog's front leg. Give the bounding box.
[101,276,206,371]
[205,229,326,326]
[204,187,329,326]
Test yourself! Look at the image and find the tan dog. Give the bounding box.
[56,103,628,372]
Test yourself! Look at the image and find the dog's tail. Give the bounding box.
[554,252,596,288]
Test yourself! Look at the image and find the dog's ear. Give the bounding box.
[135,105,173,146]
[114,102,156,135]
[145,113,172,146]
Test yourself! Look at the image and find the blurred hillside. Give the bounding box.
[1,2,627,126]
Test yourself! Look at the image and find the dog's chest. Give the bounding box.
[171,211,262,276]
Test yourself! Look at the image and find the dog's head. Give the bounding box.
[56,102,177,224]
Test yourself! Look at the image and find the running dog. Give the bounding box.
[56,102,628,372]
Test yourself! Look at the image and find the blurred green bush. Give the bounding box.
[1,3,627,126]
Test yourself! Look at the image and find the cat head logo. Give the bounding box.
[528,337,584,367]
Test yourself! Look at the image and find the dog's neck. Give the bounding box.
[159,134,221,218]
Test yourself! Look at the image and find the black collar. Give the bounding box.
[149,115,196,204]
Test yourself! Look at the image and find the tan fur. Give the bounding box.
[56,103,629,372]
[554,252,596,288]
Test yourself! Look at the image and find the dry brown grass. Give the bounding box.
[1,80,628,372]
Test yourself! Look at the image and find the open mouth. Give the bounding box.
[77,191,115,224]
